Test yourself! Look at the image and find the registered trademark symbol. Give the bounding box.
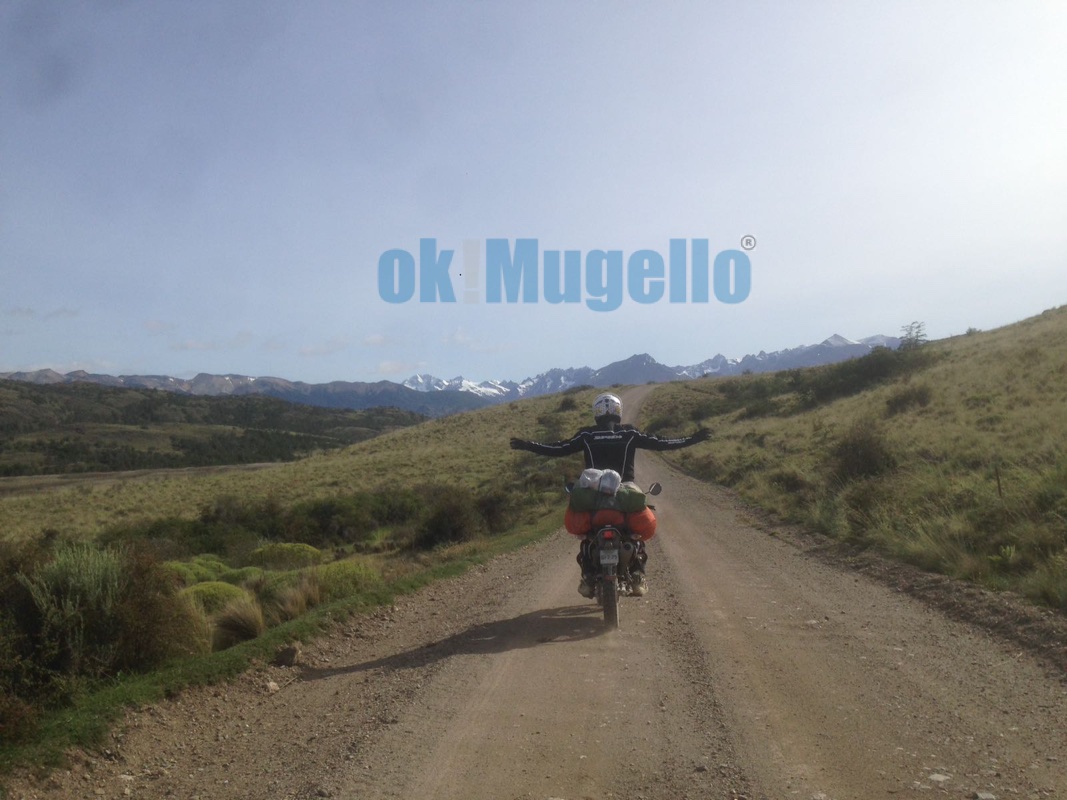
[741,235,757,251]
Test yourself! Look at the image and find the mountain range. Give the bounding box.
[1,333,900,416]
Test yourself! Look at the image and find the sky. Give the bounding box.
[2,1,1065,384]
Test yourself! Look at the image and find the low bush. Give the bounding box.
[268,573,323,624]
[476,487,520,534]
[218,565,265,585]
[103,517,259,562]
[199,494,284,537]
[885,384,933,416]
[0,542,211,720]
[766,468,813,495]
[112,550,211,669]
[316,560,382,602]
[827,421,897,483]
[211,596,266,651]
[182,581,250,614]
[801,347,932,407]
[1021,553,1067,610]
[246,542,324,570]
[412,485,486,549]
[16,542,127,680]
[0,690,38,746]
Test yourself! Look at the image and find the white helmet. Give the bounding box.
[592,392,622,421]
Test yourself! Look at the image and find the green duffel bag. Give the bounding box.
[568,486,600,512]
[616,485,647,513]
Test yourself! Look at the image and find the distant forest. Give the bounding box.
[0,380,425,476]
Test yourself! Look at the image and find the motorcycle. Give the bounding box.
[568,480,661,629]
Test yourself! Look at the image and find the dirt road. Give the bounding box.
[8,388,1067,799]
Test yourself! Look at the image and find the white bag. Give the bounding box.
[597,469,622,495]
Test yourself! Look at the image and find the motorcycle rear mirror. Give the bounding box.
[647,482,662,496]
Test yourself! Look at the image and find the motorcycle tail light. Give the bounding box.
[602,529,616,539]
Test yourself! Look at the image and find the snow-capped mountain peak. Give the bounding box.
[820,334,858,347]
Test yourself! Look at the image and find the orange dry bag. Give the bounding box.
[625,508,657,541]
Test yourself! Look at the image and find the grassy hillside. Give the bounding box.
[0,384,596,770]
[640,305,1067,609]
[0,380,425,476]
[0,383,590,542]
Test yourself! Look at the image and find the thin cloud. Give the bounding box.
[143,319,177,334]
[377,360,427,376]
[5,307,79,319]
[171,339,221,352]
[444,327,512,354]
[299,336,350,357]
[170,331,253,352]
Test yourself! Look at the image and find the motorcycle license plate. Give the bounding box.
[599,548,619,565]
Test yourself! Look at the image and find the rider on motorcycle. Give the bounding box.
[510,392,708,597]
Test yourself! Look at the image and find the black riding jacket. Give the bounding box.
[513,423,699,483]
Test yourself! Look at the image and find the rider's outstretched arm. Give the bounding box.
[510,431,586,457]
[633,427,709,452]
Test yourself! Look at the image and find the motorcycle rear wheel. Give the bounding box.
[602,579,619,629]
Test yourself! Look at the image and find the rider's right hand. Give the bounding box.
[509,437,527,451]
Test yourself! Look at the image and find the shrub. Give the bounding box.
[167,554,229,585]
[413,485,486,549]
[181,581,250,614]
[766,468,812,495]
[218,566,265,585]
[185,558,229,584]
[739,398,780,419]
[315,560,382,602]
[0,691,38,745]
[112,548,211,669]
[283,491,425,549]
[366,489,424,525]
[199,493,282,534]
[0,607,45,740]
[212,596,266,651]
[289,497,368,544]
[557,396,578,412]
[827,422,897,483]
[246,542,324,570]
[16,543,127,679]
[1020,553,1067,610]
[885,384,933,416]
[239,571,290,610]
[159,560,192,586]
[798,346,935,408]
[476,487,519,534]
[2,542,210,707]
[268,573,322,623]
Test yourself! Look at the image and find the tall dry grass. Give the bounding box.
[642,305,1067,609]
